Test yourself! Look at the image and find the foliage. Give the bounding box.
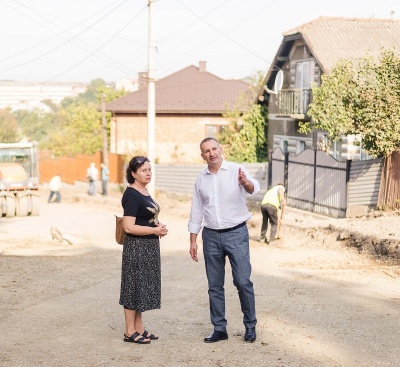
[244,69,268,101]
[300,49,400,158]
[0,108,19,142]
[61,79,105,108]
[218,71,268,162]
[43,101,103,156]
[43,79,128,156]
[219,104,268,162]
[13,109,58,144]
[2,79,127,155]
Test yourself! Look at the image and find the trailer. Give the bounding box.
[0,142,40,217]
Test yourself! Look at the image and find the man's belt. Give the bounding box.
[205,221,246,233]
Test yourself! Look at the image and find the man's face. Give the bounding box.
[200,139,223,168]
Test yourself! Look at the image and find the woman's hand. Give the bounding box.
[155,223,168,237]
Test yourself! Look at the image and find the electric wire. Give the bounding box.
[42,6,147,83]
[157,0,278,77]
[2,0,139,77]
[0,0,131,73]
[0,0,132,64]
[0,0,283,86]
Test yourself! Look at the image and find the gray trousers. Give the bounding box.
[260,203,278,242]
[202,225,257,332]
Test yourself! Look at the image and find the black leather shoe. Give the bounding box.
[244,327,256,343]
[204,330,228,343]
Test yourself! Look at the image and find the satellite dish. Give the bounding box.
[274,70,283,93]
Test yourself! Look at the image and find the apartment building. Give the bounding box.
[0,81,87,110]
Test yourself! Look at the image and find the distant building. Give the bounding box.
[106,61,252,163]
[114,78,138,92]
[0,81,87,111]
[260,16,400,161]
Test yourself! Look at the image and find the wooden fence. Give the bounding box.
[39,151,125,184]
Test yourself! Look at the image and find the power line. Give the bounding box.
[42,6,147,83]
[0,0,130,64]
[156,0,278,77]
[173,0,270,62]
[0,0,130,74]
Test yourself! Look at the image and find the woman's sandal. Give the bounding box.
[142,330,159,340]
[123,332,151,344]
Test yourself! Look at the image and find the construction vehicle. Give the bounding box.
[0,142,40,217]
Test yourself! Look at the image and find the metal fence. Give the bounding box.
[155,162,268,201]
[269,148,383,218]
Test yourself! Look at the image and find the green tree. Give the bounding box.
[0,108,19,142]
[218,71,268,162]
[61,79,106,108]
[44,101,102,156]
[300,49,400,158]
[44,79,128,156]
[13,109,58,144]
[219,104,268,162]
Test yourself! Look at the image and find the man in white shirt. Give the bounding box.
[48,174,62,203]
[188,137,260,343]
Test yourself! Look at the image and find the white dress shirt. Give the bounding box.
[188,160,260,234]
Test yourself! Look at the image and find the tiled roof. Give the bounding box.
[284,16,400,73]
[106,64,251,114]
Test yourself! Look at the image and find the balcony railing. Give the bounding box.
[277,88,312,117]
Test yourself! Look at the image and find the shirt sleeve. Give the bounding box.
[122,191,139,217]
[187,178,204,234]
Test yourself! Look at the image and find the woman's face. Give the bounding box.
[132,161,152,185]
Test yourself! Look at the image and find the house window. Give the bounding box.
[296,140,306,154]
[295,60,314,113]
[206,125,225,138]
[295,60,312,89]
[317,134,330,152]
[360,145,371,161]
[331,140,342,160]
[281,140,289,153]
[317,134,342,160]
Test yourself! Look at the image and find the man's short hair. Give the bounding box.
[200,137,219,148]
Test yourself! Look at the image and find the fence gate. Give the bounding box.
[269,148,350,218]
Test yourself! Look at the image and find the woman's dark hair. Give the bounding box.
[126,156,150,184]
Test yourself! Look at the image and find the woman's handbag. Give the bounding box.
[115,215,125,245]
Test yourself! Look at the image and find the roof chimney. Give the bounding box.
[199,61,207,73]
[138,72,148,89]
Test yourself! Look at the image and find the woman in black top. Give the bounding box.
[120,156,168,344]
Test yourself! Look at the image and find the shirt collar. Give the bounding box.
[204,159,228,174]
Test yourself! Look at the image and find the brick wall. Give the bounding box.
[110,114,229,163]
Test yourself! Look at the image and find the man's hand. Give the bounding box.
[238,167,254,194]
[238,167,247,185]
[190,242,198,262]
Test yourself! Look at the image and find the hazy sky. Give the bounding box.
[0,0,398,83]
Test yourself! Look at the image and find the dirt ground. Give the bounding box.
[0,183,399,367]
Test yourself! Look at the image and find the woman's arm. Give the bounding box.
[123,216,168,237]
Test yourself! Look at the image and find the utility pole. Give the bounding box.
[101,94,109,167]
[147,0,156,197]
